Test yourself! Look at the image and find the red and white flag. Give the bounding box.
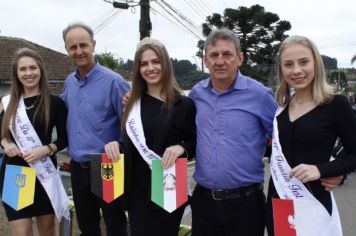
[273,198,319,236]
[151,158,188,213]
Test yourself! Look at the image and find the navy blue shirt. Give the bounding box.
[61,62,130,162]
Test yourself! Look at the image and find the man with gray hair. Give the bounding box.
[61,22,130,236]
[189,28,276,236]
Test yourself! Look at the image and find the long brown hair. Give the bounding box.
[121,38,182,129]
[1,48,51,140]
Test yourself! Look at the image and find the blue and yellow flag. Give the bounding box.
[2,165,36,211]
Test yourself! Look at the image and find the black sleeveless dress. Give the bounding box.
[0,95,68,221]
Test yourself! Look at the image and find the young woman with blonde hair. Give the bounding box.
[266,35,356,236]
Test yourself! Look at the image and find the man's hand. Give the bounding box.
[161,145,184,169]
[320,176,344,191]
[122,91,132,107]
[289,164,321,183]
[104,141,121,162]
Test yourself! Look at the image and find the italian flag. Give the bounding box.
[151,158,188,213]
[272,198,319,236]
[90,153,124,203]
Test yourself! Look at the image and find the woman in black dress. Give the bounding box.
[120,38,196,236]
[0,48,68,236]
[266,36,356,235]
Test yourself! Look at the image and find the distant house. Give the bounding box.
[0,36,74,94]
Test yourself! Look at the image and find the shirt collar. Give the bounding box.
[74,62,101,82]
[203,70,248,92]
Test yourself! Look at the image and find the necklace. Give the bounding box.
[25,96,40,110]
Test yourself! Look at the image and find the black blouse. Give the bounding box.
[123,93,196,203]
[0,95,68,166]
[269,95,356,213]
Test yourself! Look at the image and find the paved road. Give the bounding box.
[185,160,356,236]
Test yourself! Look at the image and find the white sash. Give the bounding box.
[2,95,70,221]
[270,106,343,236]
[125,98,161,168]
[125,98,192,200]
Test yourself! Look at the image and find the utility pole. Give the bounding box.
[139,0,152,39]
[112,0,151,39]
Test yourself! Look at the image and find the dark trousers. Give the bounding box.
[265,196,275,236]
[191,184,265,236]
[70,160,128,236]
[128,196,185,236]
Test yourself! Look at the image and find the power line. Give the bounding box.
[181,0,207,20]
[158,0,202,32]
[93,9,121,34]
[150,7,199,49]
[174,0,205,22]
[153,1,202,39]
[150,7,197,41]
[52,8,120,52]
[195,0,214,15]
[187,0,210,18]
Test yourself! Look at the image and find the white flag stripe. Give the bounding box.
[163,163,176,213]
[294,200,319,236]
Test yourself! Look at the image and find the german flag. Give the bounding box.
[90,154,124,203]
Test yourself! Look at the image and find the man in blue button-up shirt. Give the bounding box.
[61,22,130,236]
[189,28,276,236]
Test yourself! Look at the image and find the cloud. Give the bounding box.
[1,0,355,68]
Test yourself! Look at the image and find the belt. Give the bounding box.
[197,183,263,200]
[71,160,91,169]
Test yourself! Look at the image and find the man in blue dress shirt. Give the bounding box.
[189,28,276,236]
[61,22,130,236]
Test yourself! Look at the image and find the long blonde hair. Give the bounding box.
[275,35,334,106]
[121,38,182,129]
[1,48,51,140]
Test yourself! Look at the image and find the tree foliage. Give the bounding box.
[171,59,197,75]
[118,58,134,71]
[322,55,337,70]
[95,52,203,88]
[352,55,356,65]
[94,52,120,70]
[200,4,291,84]
[171,58,205,89]
[329,71,348,91]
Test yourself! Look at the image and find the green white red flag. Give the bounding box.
[90,153,124,203]
[151,158,188,213]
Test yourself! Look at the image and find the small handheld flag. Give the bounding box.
[90,154,124,203]
[151,158,188,213]
[272,198,318,236]
[2,165,36,211]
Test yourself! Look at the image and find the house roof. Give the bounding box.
[0,36,74,81]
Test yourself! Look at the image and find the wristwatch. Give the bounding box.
[46,144,54,156]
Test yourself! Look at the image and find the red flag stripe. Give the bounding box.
[175,159,187,208]
[272,198,297,236]
[102,154,114,203]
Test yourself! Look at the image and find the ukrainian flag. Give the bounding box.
[2,165,36,211]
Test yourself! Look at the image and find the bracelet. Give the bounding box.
[46,144,54,156]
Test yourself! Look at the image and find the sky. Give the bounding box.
[0,0,355,69]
